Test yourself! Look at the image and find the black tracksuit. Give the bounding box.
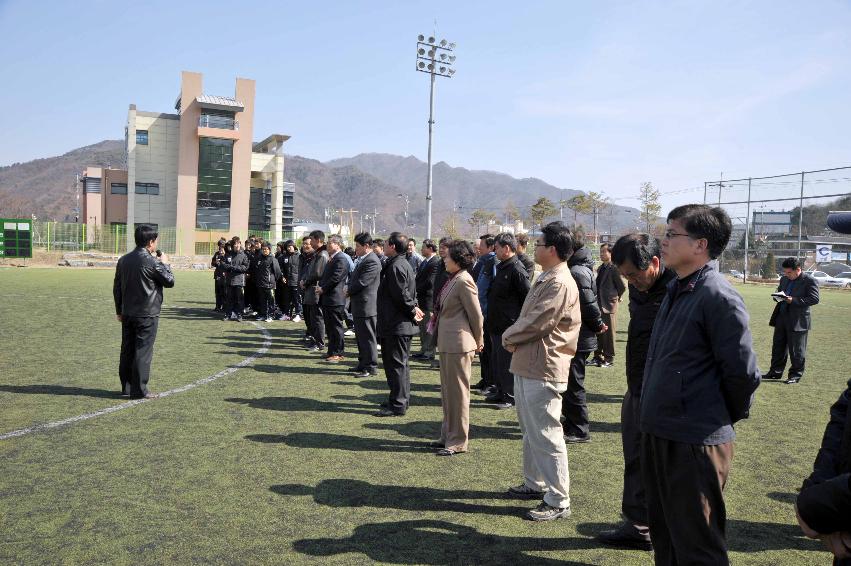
[253,253,282,319]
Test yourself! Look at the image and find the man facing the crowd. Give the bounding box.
[765,256,820,384]
[302,230,329,353]
[597,233,675,550]
[641,204,760,565]
[113,224,175,399]
[412,239,440,363]
[516,232,535,281]
[590,242,625,368]
[472,234,497,395]
[502,221,581,521]
[223,237,249,321]
[375,232,424,417]
[347,232,382,378]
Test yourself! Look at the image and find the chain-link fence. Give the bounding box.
[28,222,306,257]
[705,167,851,279]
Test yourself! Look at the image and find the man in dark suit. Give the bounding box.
[412,239,440,362]
[317,234,351,363]
[347,232,382,377]
[113,224,175,399]
[472,234,497,395]
[375,232,424,417]
[765,257,820,384]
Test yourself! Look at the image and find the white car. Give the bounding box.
[811,270,847,288]
[824,271,851,289]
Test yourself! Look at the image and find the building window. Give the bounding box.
[110,183,128,195]
[196,137,234,230]
[249,187,272,232]
[84,178,102,193]
[136,130,149,145]
[135,182,160,195]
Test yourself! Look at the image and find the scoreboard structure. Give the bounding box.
[0,218,33,258]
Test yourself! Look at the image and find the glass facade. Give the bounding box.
[248,186,271,232]
[196,138,234,230]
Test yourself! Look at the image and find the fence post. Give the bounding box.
[744,178,751,283]
[797,171,805,260]
[81,224,86,252]
[46,222,51,253]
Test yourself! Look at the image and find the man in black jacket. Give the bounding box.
[254,242,283,322]
[278,240,302,321]
[211,239,228,311]
[412,239,440,362]
[597,233,675,550]
[375,232,424,417]
[765,257,820,384]
[641,204,760,565]
[223,237,250,321]
[472,234,497,395]
[302,230,329,352]
[298,238,315,342]
[562,234,606,443]
[590,243,625,368]
[516,232,535,281]
[317,234,351,362]
[113,224,175,399]
[486,233,531,409]
[347,232,382,377]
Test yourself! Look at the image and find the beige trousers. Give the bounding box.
[438,351,474,452]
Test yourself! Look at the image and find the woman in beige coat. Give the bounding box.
[429,240,484,456]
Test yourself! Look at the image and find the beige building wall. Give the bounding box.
[175,71,203,255]
[229,77,255,238]
[129,112,179,228]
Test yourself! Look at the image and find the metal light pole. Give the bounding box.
[416,34,456,240]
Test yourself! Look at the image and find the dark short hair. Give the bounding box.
[781,257,801,270]
[611,233,661,270]
[494,233,516,252]
[599,243,610,252]
[571,227,586,252]
[344,247,356,258]
[666,204,732,259]
[372,238,384,248]
[308,230,326,242]
[540,221,573,261]
[301,235,310,243]
[479,234,495,248]
[438,236,453,247]
[261,242,272,250]
[134,224,158,247]
[422,239,437,252]
[354,232,373,246]
[387,232,408,254]
[408,238,417,246]
[284,239,295,248]
[447,240,476,269]
[516,233,529,247]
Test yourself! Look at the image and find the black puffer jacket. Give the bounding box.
[253,253,282,289]
[279,251,300,286]
[625,266,676,395]
[224,250,250,287]
[567,246,604,352]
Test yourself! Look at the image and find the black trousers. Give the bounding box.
[354,316,378,370]
[244,281,256,311]
[770,319,808,378]
[226,286,244,318]
[323,304,346,356]
[562,350,590,437]
[489,331,514,400]
[283,285,303,318]
[119,316,159,397]
[478,330,493,387]
[257,287,275,319]
[381,335,412,414]
[304,304,325,348]
[621,390,647,526]
[641,434,732,566]
[274,282,286,312]
[214,277,226,310]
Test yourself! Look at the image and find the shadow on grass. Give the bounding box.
[226,396,376,415]
[160,306,226,321]
[766,491,797,504]
[586,393,624,404]
[575,520,823,553]
[291,518,600,564]
[248,433,431,453]
[0,384,121,399]
[363,420,522,441]
[588,421,622,434]
[272,479,533,517]
[330,379,441,394]
[250,364,351,377]
[331,392,444,408]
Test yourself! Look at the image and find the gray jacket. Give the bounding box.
[640,263,761,445]
[348,252,381,318]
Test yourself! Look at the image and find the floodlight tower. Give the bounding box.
[416,34,456,240]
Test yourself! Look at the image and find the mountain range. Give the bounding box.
[0,140,641,236]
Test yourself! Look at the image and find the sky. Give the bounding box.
[1,0,850,211]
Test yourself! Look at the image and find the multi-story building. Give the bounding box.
[81,70,293,254]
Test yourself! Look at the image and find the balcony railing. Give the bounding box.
[198,115,239,130]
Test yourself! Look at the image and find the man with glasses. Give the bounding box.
[502,221,581,521]
[640,205,760,564]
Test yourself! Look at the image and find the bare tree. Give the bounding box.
[639,181,662,233]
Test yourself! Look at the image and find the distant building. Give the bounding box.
[753,210,792,235]
[81,71,293,254]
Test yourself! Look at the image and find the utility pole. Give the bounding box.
[416,33,457,240]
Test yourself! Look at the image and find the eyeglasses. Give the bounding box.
[663,231,692,240]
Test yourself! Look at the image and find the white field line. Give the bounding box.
[0,320,272,441]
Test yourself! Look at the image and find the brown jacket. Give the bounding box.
[502,262,581,382]
[597,261,626,314]
[435,270,485,354]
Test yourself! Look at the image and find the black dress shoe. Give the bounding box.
[348,366,365,373]
[353,370,372,378]
[785,376,801,384]
[374,407,404,417]
[763,371,783,380]
[429,440,445,448]
[598,522,653,550]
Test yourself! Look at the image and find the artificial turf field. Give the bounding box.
[0,267,849,565]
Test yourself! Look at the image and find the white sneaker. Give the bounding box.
[293,315,302,323]
[344,329,355,337]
